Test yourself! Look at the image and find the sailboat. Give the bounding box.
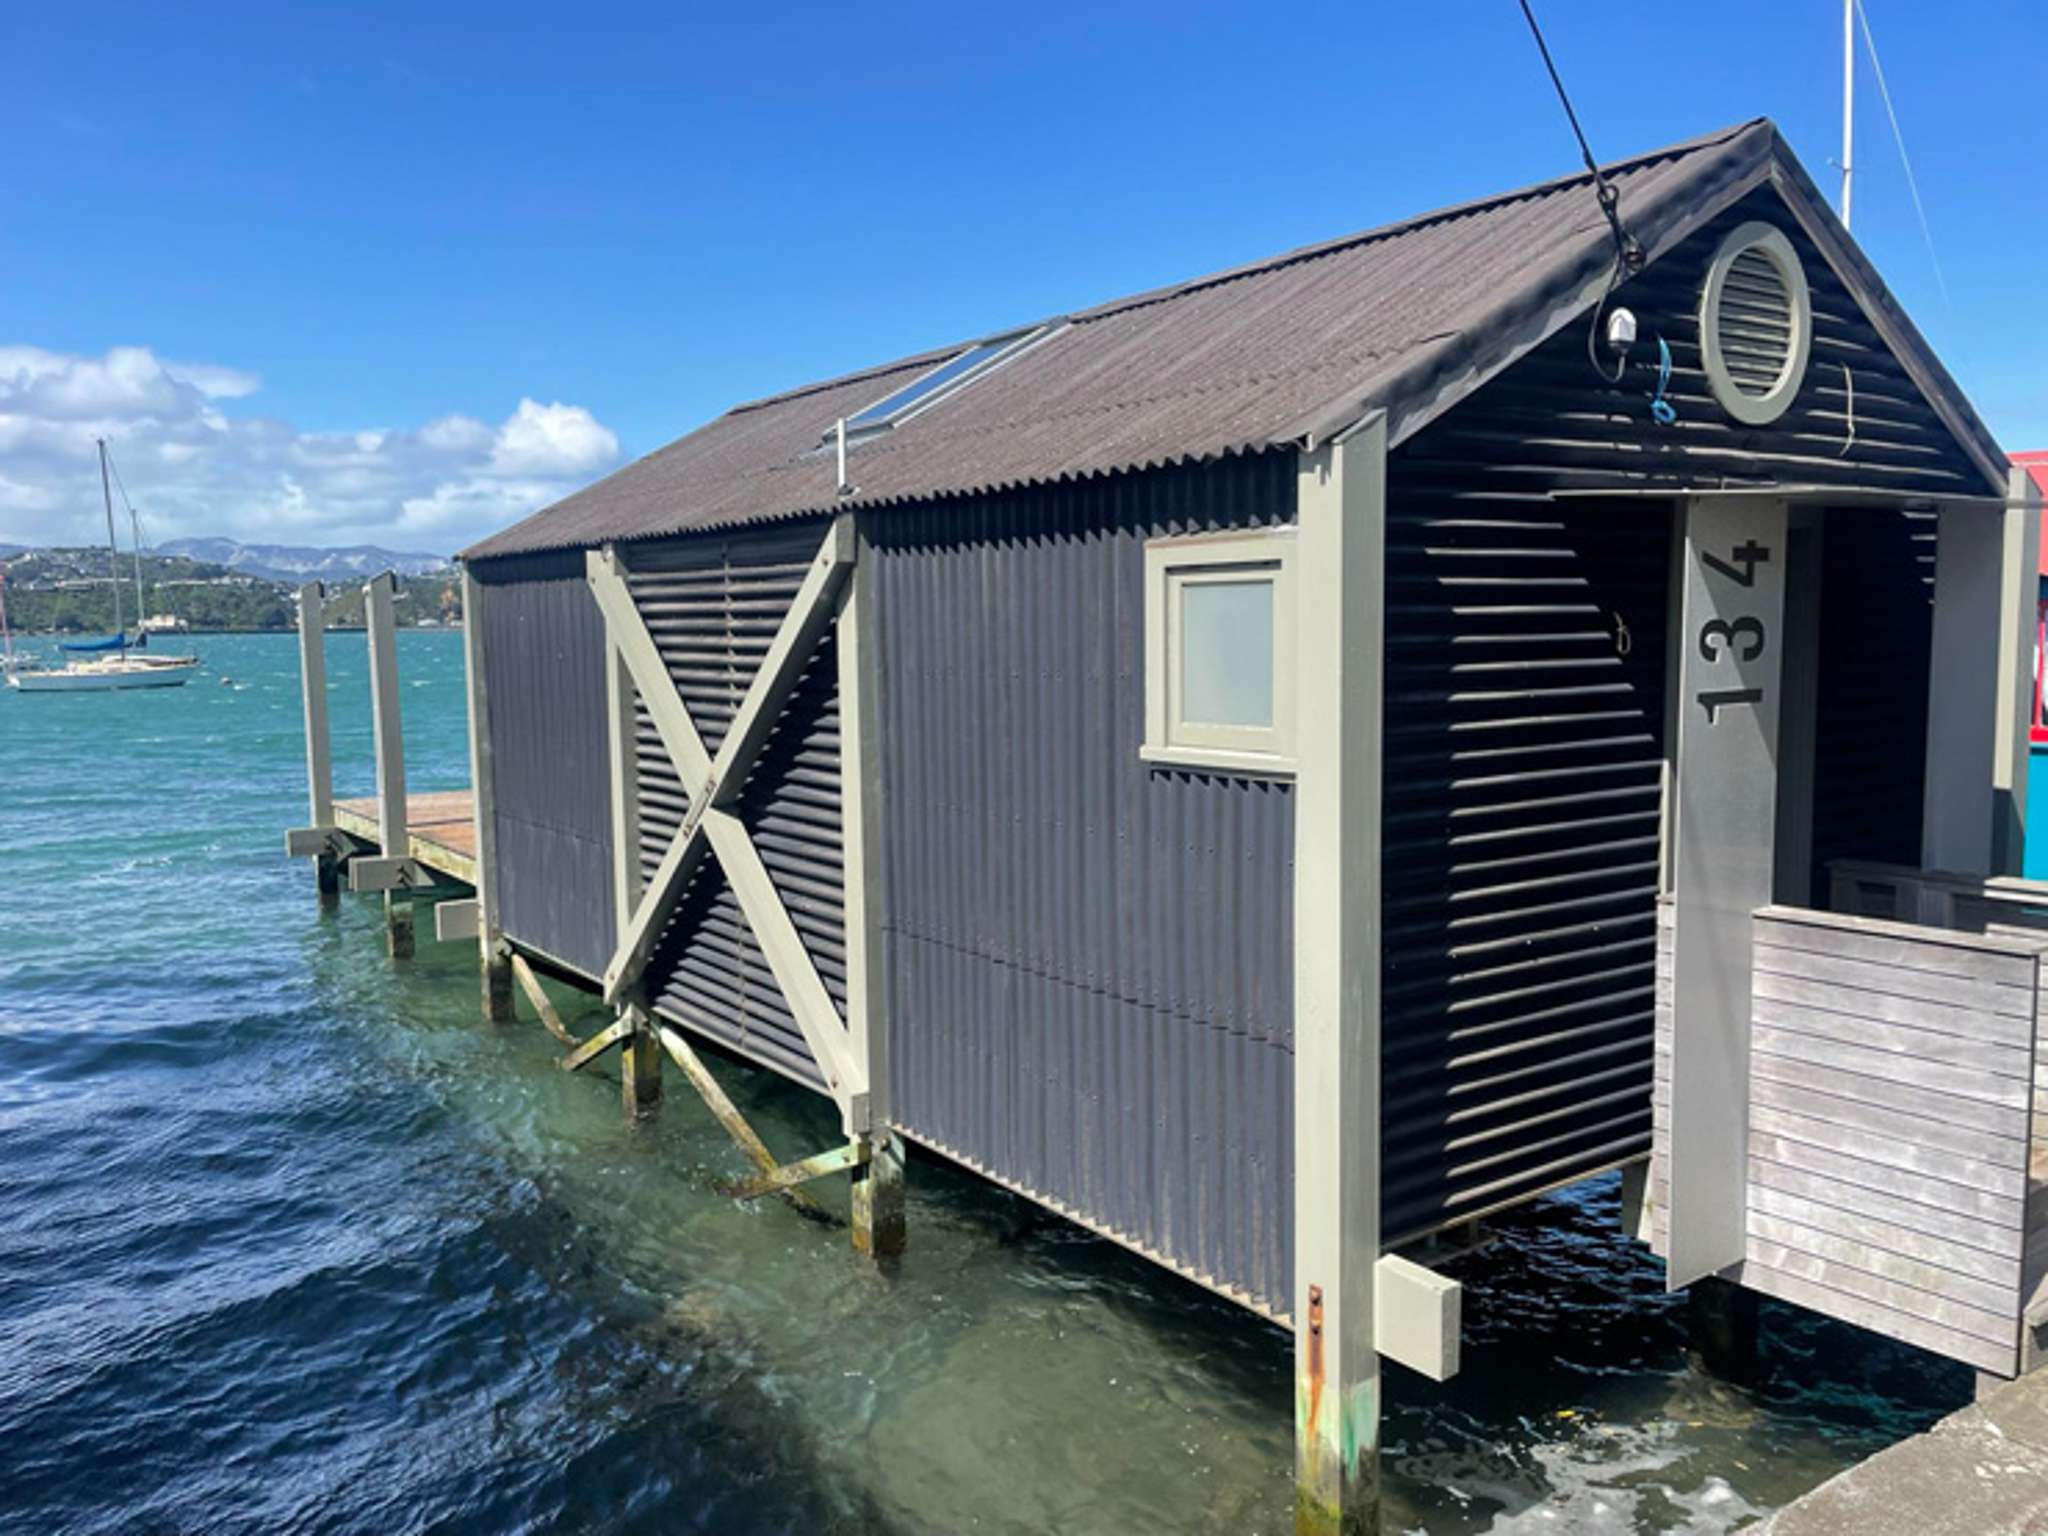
[7,440,200,692]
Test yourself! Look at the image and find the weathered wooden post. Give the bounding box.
[620,1004,662,1117]
[1292,417,1386,1535]
[365,571,414,959]
[297,580,340,904]
[462,567,512,1021]
[839,510,904,1259]
[1665,494,1787,1381]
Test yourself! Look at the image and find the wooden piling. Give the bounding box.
[620,1007,661,1117]
[297,580,336,905]
[850,1130,906,1259]
[461,567,513,1023]
[364,572,411,958]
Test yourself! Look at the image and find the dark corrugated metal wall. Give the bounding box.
[1397,188,1985,502]
[625,523,844,1091]
[1373,186,1979,1241]
[873,455,1297,1317]
[1808,507,1934,892]
[1376,492,1672,1241]
[473,553,616,978]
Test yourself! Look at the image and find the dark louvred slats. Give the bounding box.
[624,530,846,1092]
[1378,498,1670,1241]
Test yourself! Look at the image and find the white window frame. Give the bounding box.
[1141,527,1297,778]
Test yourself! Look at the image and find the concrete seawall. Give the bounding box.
[1758,1371,2048,1535]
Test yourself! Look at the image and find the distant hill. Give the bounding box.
[0,546,457,633]
[157,537,451,583]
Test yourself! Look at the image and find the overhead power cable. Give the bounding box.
[1514,0,1644,279]
[1514,0,1644,385]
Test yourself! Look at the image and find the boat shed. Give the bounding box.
[445,118,2044,1531]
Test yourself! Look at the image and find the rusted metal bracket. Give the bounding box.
[722,1140,869,1203]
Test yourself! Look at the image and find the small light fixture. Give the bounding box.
[1605,306,1638,361]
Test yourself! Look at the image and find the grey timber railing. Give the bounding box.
[1653,893,2048,1377]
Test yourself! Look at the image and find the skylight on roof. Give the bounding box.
[831,325,1052,443]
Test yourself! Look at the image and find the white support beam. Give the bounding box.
[364,572,407,858]
[704,809,860,1101]
[702,514,855,795]
[297,581,333,829]
[461,567,512,1020]
[1924,502,2008,876]
[1292,417,1386,1533]
[1666,494,1788,1289]
[1373,1255,1461,1383]
[839,509,904,1248]
[434,898,480,942]
[582,528,865,1119]
[585,548,714,783]
[348,855,432,893]
[605,631,642,947]
[1995,468,2044,874]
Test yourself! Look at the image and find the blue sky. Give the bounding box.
[1,1,2042,552]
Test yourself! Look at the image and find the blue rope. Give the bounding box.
[1649,336,1677,426]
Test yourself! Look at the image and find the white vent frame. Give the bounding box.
[1698,221,1812,427]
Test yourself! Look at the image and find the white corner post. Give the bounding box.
[1924,501,2009,879]
[365,571,413,959]
[839,510,903,1260]
[1665,494,1787,1290]
[1292,415,1386,1536]
[603,558,660,1116]
[461,566,511,1020]
[1994,470,2044,875]
[296,579,340,904]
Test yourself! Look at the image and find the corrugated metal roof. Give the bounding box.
[464,118,1997,561]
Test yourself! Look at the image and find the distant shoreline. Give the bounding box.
[8,624,462,637]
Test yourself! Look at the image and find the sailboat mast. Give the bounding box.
[1840,0,1854,229]
[98,437,123,641]
[129,504,147,636]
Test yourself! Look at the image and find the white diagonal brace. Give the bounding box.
[582,522,862,1107]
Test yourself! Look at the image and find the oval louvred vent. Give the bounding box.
[1698,221,1812,426]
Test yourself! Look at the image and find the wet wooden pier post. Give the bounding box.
[365,572,414,959]
[462,568,513,1021]
[1292,422,1386,1534]
[620,1005,662,1117]
[296,581,341,905]
[840,514,906,1259]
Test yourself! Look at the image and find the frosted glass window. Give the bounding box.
[1179,579,1274,727]
[1141,529,1296,776]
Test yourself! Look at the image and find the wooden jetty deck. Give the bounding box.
[333,789,478,885]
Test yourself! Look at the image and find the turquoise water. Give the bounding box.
[0,631,1972,1534]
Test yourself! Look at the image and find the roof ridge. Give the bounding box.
[718,119,1766,423]
[1066,119,1768,325]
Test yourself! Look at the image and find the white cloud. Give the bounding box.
[0,344,623,553]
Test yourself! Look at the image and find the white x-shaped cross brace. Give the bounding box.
[584,517,865,1124]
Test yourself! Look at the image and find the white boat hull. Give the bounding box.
[9,659,199,691]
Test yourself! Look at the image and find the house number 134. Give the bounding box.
[1695,539,1771,723]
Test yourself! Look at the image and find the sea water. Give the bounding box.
[0,631,1971,1535]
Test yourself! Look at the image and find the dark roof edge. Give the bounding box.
[1759,146,2008,495]
[1290,121,2008,497]
[1280,120,1777,449]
